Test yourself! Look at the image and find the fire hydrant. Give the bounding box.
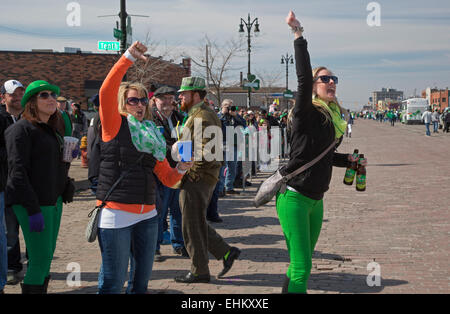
[80,136,88,168]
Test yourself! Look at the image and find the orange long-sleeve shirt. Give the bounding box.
[97,53,183,214]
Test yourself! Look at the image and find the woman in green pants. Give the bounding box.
[5,80,73,293]
[278,11,367,294]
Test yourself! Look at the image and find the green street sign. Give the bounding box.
[113,28,123,40]
[242,73,260,91]
[283,89,294,98]
[98,41,120,51]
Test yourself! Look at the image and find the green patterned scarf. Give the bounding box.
[312,97,347,139]
[127,115,166,161]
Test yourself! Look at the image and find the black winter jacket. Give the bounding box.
[279,37,350,200]
[5,119,67,215]
[96,116,158,206]
[0,105,18,192]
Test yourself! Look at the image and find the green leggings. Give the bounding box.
[276,189,323,293]
[13,197,63,285]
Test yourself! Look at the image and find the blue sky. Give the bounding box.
[1,0,449,110]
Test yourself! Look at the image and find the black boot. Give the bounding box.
[21,282,47,294]
[43,275,51,294]
[281,275,290,294]
[281,276,307,294]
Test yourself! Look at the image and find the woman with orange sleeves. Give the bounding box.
[96,41,193,294]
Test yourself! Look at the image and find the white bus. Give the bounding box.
[401,98,428,124]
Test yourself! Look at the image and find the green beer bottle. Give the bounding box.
[356,154,366,192]
[343,149,359,185]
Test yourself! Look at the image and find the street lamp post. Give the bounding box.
[239,14,260,108]
[281,53,294,111]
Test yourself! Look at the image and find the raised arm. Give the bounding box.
[286,11,313,118]
[99,41,148,142]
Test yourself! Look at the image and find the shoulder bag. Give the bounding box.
[85,154,145,242]
[253,139,338,208]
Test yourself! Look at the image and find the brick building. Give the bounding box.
[430,88,449,111]
[0,50,191,110]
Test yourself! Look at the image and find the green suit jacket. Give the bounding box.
[175,102,223,188]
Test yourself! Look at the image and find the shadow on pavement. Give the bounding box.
[309,273,408,293]
[225,233,285,245]
[237,248,289,263]
[213,272,408,294]
[215,215,280,230]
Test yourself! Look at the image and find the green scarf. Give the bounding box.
[312,97,347,139]
[127,115,166,161]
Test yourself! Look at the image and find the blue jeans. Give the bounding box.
[217,166,225,194]
[156,182,184,251]
[425,123,431,136]
[433,121,439,132]
[97,216,158,294]
[5,204,22,273]
[0,192,7,290]
[224,148,238,191]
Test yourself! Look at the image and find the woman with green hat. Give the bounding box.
[5,80,73,293]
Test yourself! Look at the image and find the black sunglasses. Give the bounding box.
[126,97,149,106]
[38,91,57,99]
[314,75,338,84]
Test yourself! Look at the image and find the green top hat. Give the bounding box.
[21,80,60,108]
[178,77,206,92]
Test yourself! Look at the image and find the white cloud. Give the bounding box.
[1,0,449,107]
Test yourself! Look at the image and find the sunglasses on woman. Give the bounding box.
[126,97,149,106]
[314,75,338,84]
[38,91,57,99]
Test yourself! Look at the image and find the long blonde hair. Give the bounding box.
[118,82,152,120]
[312,66,344,123]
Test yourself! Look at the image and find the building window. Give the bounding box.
[442,98,446,103]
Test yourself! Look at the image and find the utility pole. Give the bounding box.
[98,0,148,55]
[205,44,210,88]
[120,0,127,55]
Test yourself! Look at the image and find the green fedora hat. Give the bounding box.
[21,80,60,108]
[178,76,206,92]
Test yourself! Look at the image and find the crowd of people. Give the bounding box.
[356,107,450,136]
[0,11,367,294]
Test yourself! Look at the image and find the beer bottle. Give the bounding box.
[356,154,366,192]
[343,149,359,185]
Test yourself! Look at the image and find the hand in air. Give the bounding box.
[286,11,301,29]
[128,41,148,62]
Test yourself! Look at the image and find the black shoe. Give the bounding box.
[207,216,223,223]
[173,247,190,258]
[226,189,240,195]
[6,271,20,285]
[245,180,252,187]
[21,282,47,294]
[174,272,210,283]
[281,275,290,294]
[43,275,51,294]
[217,247,241,278]
[154,250,164,262]
[218,191,226,198]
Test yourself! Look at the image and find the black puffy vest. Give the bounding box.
[96,116,157,205]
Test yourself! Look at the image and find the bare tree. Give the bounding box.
[255,68,283,107]
[187,35,245,106]
[127,31,183,88]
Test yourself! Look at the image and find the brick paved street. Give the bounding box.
[4,119,449,294]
